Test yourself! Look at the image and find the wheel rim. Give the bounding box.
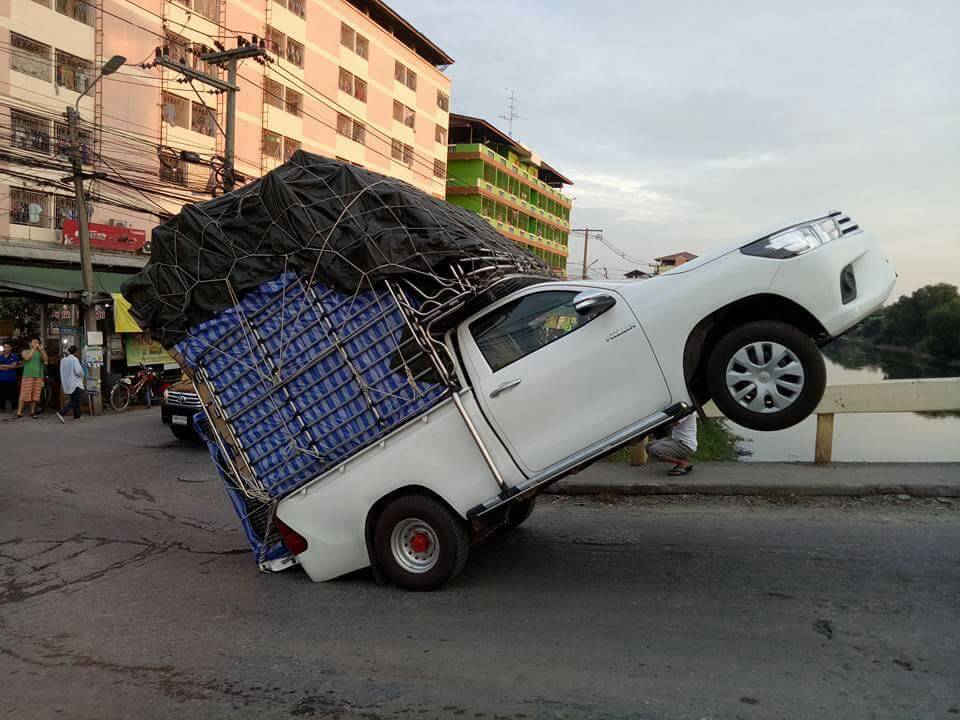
[725,341,805,414]
[390,518,440,574]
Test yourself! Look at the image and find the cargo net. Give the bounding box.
[122,153,553,562]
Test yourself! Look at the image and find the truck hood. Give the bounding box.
[658,242,741,275]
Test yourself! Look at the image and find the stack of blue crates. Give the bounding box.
[176,272,447,561]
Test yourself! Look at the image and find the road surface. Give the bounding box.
[2,411,958,719]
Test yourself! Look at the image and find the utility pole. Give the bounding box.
[572,227,603,280]
[64,54,125,414]
[153,38,269,193]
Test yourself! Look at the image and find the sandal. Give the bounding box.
[667,465,693,476]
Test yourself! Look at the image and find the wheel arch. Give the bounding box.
[363,485,463,581]
[683,294,829,408]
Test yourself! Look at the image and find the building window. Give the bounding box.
[337,114,364,144]
[161,92,190,129]
[283,136,301,162]
[286,38,304,68]
[390,139,413,166]
[338,68,366,102]
[191,102,217,137]
[392,101,415,129]
[56,0,94,26]
[285,88,303,117]
[56,51,94,94]
[11,111,51,154]
[159,149,187,186]
[264,77,285,110]
[191,43,220,77]
[337,113,351,137]
[435,125,447,145]
[54,121,93,163]
[287,0,305,19]
[437,91,449,112]
[266,26,285,56]
[10,188,49,227]
[164,31,190,63]
[351,120,366,145]
[394,61,416,91]
[193,0,220,22]
[263,129,282,159]
[10,34,51,82]
[54,194,79,230]
[433,159,446,179]
[340,23,368,59]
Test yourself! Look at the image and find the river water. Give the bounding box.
[730,339,960,462]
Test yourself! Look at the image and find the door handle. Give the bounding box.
[490,378,522,398]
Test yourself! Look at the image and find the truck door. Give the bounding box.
[458,286,671,476]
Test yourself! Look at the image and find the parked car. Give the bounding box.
[266,212,896,590]
[160,378,203,441]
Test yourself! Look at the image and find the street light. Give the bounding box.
[66,54,125,414]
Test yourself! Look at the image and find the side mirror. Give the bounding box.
[573,292,616,316]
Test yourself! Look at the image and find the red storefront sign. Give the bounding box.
[62,220,147,253]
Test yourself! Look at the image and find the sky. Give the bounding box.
[391,0,959,297]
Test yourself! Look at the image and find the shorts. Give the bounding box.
[19,377,44,402]
[646,437,695,462]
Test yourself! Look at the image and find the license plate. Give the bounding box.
[171,415,188,426]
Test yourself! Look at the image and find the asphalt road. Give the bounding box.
[2,410,959,719]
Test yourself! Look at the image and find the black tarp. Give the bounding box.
[122,151,552,348]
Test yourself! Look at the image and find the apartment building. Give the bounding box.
[0,0,453,252]
[445,114,573,274]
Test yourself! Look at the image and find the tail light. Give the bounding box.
[274,518,308,555]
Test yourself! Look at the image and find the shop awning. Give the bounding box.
[0,265,134,301]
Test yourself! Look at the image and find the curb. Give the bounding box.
[543,483,960,498]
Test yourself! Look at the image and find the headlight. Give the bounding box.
[741,213,856,259]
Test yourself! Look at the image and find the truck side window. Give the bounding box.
[470,290,600,372]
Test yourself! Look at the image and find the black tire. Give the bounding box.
[503,495,536,531]
[706,321,826,431]
[170,425,198,442]
[110,383,131,412]
[374,494,469,591]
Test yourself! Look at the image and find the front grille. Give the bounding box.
[165,391,203,408]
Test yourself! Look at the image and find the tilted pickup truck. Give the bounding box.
[266,212,895,590]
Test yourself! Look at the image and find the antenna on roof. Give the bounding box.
[499,88,524,136]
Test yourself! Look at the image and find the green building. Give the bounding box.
[445,114,573,274]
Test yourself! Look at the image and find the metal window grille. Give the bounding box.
[392,100,403,123]
[435,125,447,144]
[354,77,367,102]
[437,91,449,112]
[338,67,353,94]
[266,27,285,56]
[263,130,282,159]
[286,39,304,68]
[404,106,415,130]
[56,51,94,93]
[351,121,365,145]
[283,136,301,162]
[433,159,446,179]
[288,0,305,18]
[11,34,51,81]
[56,0,94,25]
[11,111,51,154]
[164,31,190,63]
[161,92,190,129]
[192,43,220,76]
[402,144,413,166]
[340,24,354,50]
[159,150,187,186]
[285,88,303,117]
[10,188,49,227]
[405,69,417,91]
[192,102,217,137]
[391,138,403,161]
[54,194,79,230]
[193,0,219,21]
[336,113,351,137]
[54,121,93,164]
[264,78,285,110]
[394,61,405,84]
[355,34,368,59]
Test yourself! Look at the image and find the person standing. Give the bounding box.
[56,345,85,422]
[646,413,698,475]
[0,341,19,414]
[14,337,47,419]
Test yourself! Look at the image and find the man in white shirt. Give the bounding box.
[646,413,697,475]
[56,345,85,422]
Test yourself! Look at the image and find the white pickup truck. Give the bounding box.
[270,212,895,590]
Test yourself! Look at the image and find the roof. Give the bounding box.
[655,251,698,263]
[0,240,147,271]
[448,114,573,187]
[0,265,134,300]
[346,0,454,67]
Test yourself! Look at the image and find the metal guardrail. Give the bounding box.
[701,378,960,463]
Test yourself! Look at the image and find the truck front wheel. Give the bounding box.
[374,494,469,591]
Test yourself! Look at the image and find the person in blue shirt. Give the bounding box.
[0,341,19,414]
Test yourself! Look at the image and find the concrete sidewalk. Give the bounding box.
[547,461,960,498]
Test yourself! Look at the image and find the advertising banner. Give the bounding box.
[124,333,175,367]
[63,220,147,253]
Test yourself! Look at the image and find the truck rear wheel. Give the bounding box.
[374,494,469,591]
